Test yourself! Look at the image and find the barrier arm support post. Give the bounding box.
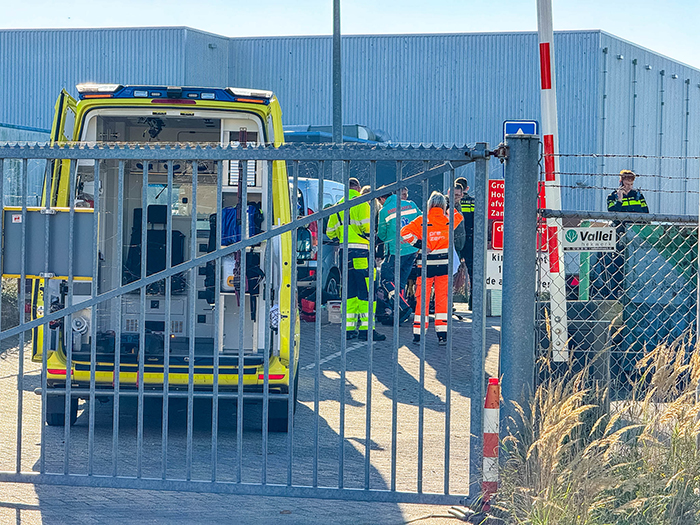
[500,134,539,439]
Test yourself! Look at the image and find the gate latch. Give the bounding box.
[490,142,509,163]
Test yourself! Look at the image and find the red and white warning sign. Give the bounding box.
[491,221,503,250]
[11,214,22,224]
[487,180,504,220]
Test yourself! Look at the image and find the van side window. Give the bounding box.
[323,193,337,208]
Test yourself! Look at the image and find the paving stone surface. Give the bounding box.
[0,304,501,524]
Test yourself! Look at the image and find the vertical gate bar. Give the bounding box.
[236,159,248,483]
[136,161,148,478]
[313,161,324,487]
[112,160,125,478]
[444,168,456,495]
[162,160,174,480]
[287,160,299,485]
[469,145,489,495]
[364,160,377,489]
[338,160,350,489]
[39,158,50,474]
[112,161,124,476]
[262,159,274,484]
[64,159,77,475]
[391,161,403,492]
[88,160,100,476]
[417,171,428,494]
[16,158,28,474]
[211,159,223,482]
[186,160,199,481]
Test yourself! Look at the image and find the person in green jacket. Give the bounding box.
[377,186,421,321]
[326,178,386,342]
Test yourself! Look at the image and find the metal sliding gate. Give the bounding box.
[0,142,490,504]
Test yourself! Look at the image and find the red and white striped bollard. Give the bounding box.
[482,377,500,506]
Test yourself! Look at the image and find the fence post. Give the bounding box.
[469,142,489,496]
[500,134,539,438]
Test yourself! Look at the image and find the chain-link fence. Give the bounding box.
[536,155,699,396]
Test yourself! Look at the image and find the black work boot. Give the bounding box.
[359,330,386,342]
[346,330,357,340]
[413,334,420,345]
[437,333,447,346]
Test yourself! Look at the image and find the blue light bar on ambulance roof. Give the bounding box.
[75,84,273,104]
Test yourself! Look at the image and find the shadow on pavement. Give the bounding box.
[25,376,408,524]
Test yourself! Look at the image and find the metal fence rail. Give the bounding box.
[0,142,489,505]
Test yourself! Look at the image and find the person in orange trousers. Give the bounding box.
[401,191,463,345]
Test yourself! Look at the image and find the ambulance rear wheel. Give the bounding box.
[45,393,78,426]
[268,372,298,432]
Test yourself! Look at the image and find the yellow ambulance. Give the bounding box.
[30,84,298,430]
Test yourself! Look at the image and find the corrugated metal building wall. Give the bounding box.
[228,31,603,208]
[597,33,700,214]
[1,27,699,213]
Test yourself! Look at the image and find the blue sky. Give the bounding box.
[4,0,700,70]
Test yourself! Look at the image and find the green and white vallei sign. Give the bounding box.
[563,227,616,252]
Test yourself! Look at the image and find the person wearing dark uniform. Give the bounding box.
[604,170,649,298]
[455,177,475,308]
[326,178,386,342]
[606,170,649,214]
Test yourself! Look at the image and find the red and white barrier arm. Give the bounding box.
[537,0,568,362]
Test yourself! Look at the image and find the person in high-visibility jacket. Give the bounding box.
[326,178,386,342]
[377,186,421,322]
[401,191,463,345]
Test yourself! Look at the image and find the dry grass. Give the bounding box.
[497,337,700,525]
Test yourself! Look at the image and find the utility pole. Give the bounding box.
[332,0,342,146]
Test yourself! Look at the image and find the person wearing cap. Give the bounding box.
[455,177,475,308]
[600,170,648,299]
[326,177,386,342]
[607,170,648,214]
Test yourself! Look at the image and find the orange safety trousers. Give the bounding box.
[413,274,449,335]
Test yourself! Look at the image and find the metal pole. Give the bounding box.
[332,0,342,146]
[696,151,700,451]
[500,134,539,439]
[469,143,489,496]
[332,0,343,183]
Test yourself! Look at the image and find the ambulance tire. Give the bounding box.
[45,393,78,426]
[268,371,298,432]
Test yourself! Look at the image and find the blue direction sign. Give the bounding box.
[503,120,539,138]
